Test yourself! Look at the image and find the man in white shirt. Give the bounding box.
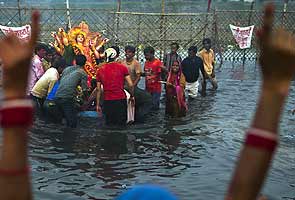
[31,57,66,112]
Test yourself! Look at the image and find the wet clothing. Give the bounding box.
[199,49,218,90]
[186,81,199,98]
[144,59,163,94]
[55,65,87,128]
[96,62,129,101]
[166,72,187,117]
[43,81,62,123]
[198,49,215,76]
[46,81,59,101]
[31,67,59,99]
[103,99,127,126]
[97,62,129,126]
[181,56,204,83]
[55,65,88,99]
[56,98,79,128]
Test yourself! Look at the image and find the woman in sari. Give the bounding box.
[165,60,187,117]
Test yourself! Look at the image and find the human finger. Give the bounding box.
[29,10,40,50]
[261,3,275,43]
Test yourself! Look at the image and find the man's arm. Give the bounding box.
[96,81,102,113]
[199,60,206,79]
[125,75,134,97]
[80,73,88,97]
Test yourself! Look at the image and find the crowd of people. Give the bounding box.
[0,3,294,200]
[27,32,219,127]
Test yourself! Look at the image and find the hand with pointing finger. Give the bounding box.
[0,10,40,99]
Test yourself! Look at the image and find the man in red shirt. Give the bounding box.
[96,47,134,126]
[143,46,165,110]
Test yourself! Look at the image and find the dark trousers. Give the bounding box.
[150,92,161,110]
[55,98,78,128]
[43,100,63,123]
[30,94,45,115]
[103,99,127,126]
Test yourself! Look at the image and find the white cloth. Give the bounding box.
[186,81,199,98]
[31,68,59,98]
[124,90,135,123]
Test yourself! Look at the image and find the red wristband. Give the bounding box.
[0,166,30,176]
[0,99,34,128]
[245,128,278,152]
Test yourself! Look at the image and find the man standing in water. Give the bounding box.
[55,54,88,128]
[120,45,142,87]
[144,46,165,110]
[199,38,218,93]
[181,46,205,98]
[120,45,153,122]
[163,42,182,73]
[96,47,134,126]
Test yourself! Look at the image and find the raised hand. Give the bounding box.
[0,10,40,98]
[257,4,295,94]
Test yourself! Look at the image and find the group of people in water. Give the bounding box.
[0,3,293,200]
[28,29,218,127]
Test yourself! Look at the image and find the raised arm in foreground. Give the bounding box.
[0,10,40,200]
[226,4,295,200]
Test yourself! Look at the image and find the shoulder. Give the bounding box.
[181,57,189,63]
[196,56,203,62]
[133,59,140,65]
[199,49,207,54]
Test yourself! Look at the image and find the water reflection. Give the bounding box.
[24,65,295,199]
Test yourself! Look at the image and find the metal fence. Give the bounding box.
[0,7,295,65]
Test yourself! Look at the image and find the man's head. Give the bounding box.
[44,46,55,62]
[188,46,198,58]
[75,55,87,67]
[170,42,179,54]
[105,46,120,62]
[125,45,136,60]
[202,38,212,51]
[52,57,67,74]
[144,46,155,61]
[35,43,48,59]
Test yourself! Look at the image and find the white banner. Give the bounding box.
[0,24,31,41]
[229,24,254,49]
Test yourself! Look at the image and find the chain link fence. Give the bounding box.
[0,7,295,65]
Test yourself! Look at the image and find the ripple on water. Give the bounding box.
[20,73,295,200]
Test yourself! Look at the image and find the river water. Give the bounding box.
[13,62,295,200]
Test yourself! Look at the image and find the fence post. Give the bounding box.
[159,0,166,60]
[66,0,71,29]
[242,1,255,68]
[136,14,141,61]
[213,9,223,69]
[282,0,288,26]
[17,0,22,26]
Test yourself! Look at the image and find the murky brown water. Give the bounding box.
[13,63,295,200]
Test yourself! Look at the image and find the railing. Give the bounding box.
[1,7,294,65]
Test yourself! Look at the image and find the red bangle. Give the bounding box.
[245,128,278,152]
[0,99,34,128]
[0,166,30,176]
